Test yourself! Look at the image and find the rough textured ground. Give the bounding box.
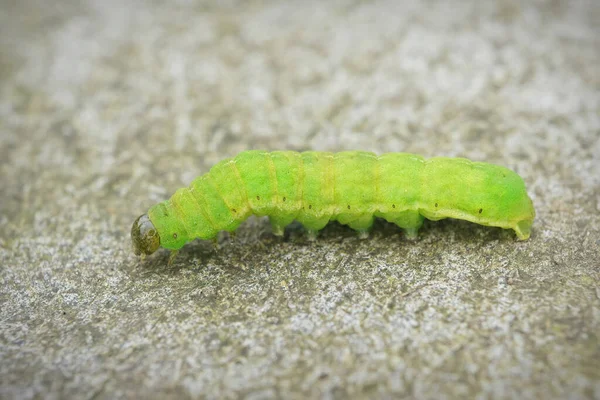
[1,0,599,399]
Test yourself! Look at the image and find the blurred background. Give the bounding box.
[1,0,599,398]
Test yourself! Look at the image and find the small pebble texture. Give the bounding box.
[1,1,599,399]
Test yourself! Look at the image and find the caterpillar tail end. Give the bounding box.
[131,214,161,257]
[513,220,532,241]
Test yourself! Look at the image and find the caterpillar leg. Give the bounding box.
[306,229,319,241]
[300,216,330,241]
[347,215,375,239]
[403,228,420,240]
[269,216,294,237]
[168,250,179,266]
[356,230,370,239]
[383,211,424,240]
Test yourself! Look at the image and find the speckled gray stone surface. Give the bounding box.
[1,1,599,399]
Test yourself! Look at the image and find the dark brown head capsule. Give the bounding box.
[131,214,160,256]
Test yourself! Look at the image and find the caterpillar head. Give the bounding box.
[131,214,160,256]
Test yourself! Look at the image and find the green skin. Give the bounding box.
[131,151,535,257]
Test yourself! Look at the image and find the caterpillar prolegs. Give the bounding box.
[131,151,535,260]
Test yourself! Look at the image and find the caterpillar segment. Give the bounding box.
[131,151,535,262]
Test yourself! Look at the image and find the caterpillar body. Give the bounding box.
[131,151,535,259]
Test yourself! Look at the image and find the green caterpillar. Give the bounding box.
[132,151,535,260]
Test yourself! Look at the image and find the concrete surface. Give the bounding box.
[1,0,599,399]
